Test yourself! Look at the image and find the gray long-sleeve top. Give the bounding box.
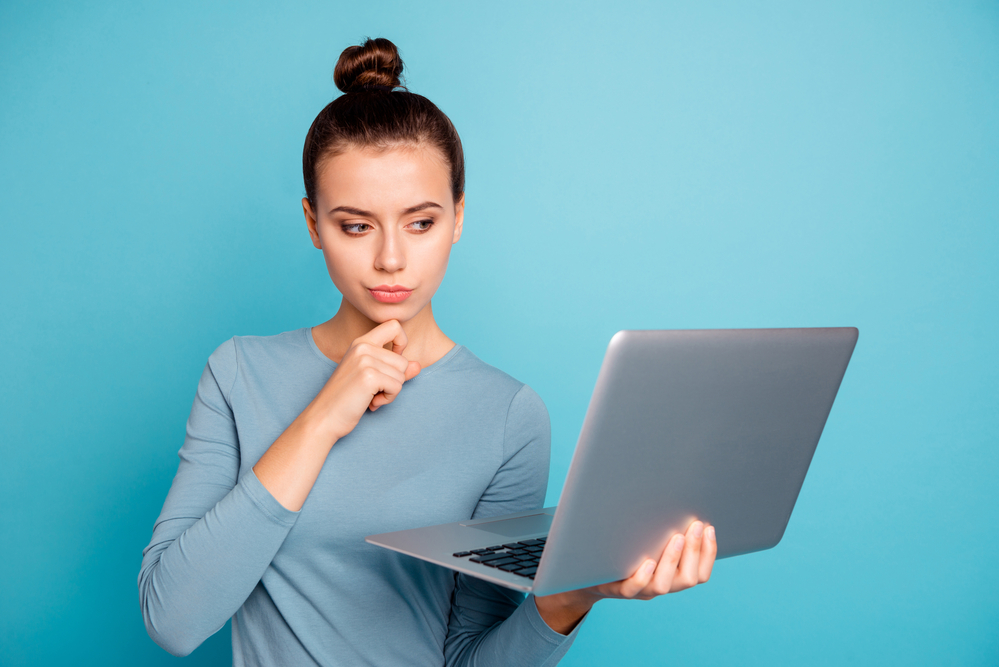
[138,327,582,665]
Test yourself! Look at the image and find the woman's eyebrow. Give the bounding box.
[328,205,372,216]
[328,201,443,217]
[401,201,443,214]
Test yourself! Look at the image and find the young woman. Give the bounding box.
[139,38,717,666]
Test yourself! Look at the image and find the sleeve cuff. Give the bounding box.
[525,594,588,644]
[238,467,300,527]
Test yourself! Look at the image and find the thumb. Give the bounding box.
[404,360,421,381]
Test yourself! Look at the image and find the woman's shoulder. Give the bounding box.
[205,327,327,378]
[441,348,551,465]
[438,346,549,421]
[438,345,521,388]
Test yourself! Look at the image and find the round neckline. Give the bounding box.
[305,326,463,378]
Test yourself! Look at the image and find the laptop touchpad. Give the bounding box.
[464,513,553,537]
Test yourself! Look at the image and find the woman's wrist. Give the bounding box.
[302,390,350,443]
[534,590,597,635]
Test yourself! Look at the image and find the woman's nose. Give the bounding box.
[374,228,405,273]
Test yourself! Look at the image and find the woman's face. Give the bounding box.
[303,143,463,324]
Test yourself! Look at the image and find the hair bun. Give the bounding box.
[334,37,404,93]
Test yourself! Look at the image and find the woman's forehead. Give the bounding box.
[315,143,452,211]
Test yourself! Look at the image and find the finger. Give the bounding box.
[356,345,412,374]
[362,348,419,380]
[364,358,420,411]
[673,521,703,591]
[358,369,402,410]
[698,525,717,583]
[356,356,407,385]
[358,319,408,355]
[647,533,685,595]
[358,333,421,375]
[368,380,404,409]
[617,559,657,599]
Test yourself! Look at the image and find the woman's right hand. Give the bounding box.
[316,319,422,440]
[252,319,421,511]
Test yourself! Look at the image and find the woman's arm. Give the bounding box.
[444,385,585,667]
[138,338,300,656]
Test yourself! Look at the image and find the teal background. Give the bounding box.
[1,1,997,665]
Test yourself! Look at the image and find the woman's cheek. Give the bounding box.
[426,238,453,284]
[323,252,361,297]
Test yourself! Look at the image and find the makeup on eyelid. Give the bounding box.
[341,220,433,235]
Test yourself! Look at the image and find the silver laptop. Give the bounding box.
[367,327,858,596]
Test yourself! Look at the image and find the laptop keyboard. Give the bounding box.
[452,538,546,579]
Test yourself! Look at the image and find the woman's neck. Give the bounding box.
[312,299,455,368]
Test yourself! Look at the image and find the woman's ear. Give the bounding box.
[303,198,322,249]
[452,194,464,245]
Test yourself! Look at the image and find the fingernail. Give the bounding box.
[706,526,715,541]
[674,535,685,551]
[643,560,656,575]
[693,522,704,538]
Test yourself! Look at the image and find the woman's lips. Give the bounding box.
[368,285,413,303]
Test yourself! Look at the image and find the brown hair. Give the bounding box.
[302,38,465,205]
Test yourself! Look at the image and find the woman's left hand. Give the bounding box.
[534,520,717,635]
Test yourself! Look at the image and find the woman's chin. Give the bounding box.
[359,301,428,326]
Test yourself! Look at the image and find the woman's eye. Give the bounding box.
[408,219,434,232]
[341,223,371,235]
